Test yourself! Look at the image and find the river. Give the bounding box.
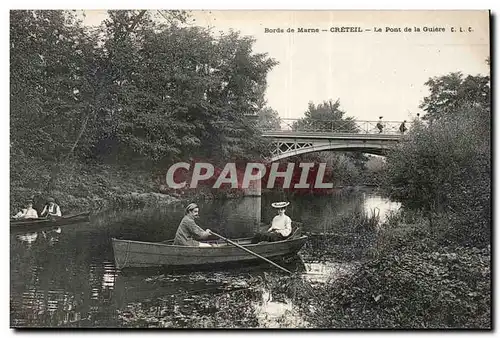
[10,188,400,328]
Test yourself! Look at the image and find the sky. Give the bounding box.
[81,10,489,122]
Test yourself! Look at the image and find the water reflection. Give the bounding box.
[16,232,38,246]
[10,226,121,327]
[113,268,312,328]
[252,285,310,328]
[11,189,400,328]
[363,193,401,222]
[14,227,64,248]
[102,262,117,290]
[303,261,359,284]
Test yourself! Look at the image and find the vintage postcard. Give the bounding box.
[9,10,491,329]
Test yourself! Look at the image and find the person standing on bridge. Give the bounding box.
[376,116,384,133]
[399,120,408,134]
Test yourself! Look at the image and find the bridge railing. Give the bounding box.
[263,118,412,135]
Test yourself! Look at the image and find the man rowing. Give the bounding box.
[251,201,292,244]
[173,203,213,247]
[40,197,62,218]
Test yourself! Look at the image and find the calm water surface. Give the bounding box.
[10,189,400,328]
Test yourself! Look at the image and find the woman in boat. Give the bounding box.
[251,202,292,244]
[173,203,213,247]
[40,197,62,218]
[12,201,39,219]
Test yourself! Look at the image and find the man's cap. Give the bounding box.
[47,197,55,203]
[185,203,198,214]
[271,201,290,209]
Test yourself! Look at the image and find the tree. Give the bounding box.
[10,10,107,193]
[10,10,279,195]
[10,11,98,160]
[282,99,368,187]
[419,72,490,122]
[102,25,277,163]
[384,69,490,247]
[256,107,281,131]
[292,99,358,133]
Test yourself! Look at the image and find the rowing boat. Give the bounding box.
[112,235,308,269]
[10,212,91,232]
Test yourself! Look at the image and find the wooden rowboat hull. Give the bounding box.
[10,212,90,232]
[112,236,308,269]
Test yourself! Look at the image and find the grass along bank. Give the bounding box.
[10,160,184,216]
[10,158,255,216]
[290,210,491,329]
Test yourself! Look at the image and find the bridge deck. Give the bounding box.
[260,119,409,161]
[262,131,402,140]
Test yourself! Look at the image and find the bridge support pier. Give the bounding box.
[243,179,262,197]
[219,197,262,235]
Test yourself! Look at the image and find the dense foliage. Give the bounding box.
[292,99,358,133]
[276,99,369,191]
[382,70,490,247]
[297,67,492,329]
[256,106,281,131]
[10,10,277,205]
[419,71,490,122]
[309,243,490,328]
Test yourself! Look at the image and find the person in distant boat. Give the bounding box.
[40,197,62,218]
[173,203,213,247]
[12,201,39,219]
[251,202,292,244]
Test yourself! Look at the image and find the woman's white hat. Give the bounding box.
[271,201,290,208]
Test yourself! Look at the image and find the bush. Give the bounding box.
[309,245,490,328]
[382,105,490,248]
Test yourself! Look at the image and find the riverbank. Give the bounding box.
[292,211,491,329]
[11,158,377,216]
[13,154,276,215]
[11,161,183,215]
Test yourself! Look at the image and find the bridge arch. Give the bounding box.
[260,119,408,163]
[267,142,389,162]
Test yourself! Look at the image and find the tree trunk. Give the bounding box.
[44,10,147,194]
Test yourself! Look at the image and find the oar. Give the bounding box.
[208,231,292,275]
